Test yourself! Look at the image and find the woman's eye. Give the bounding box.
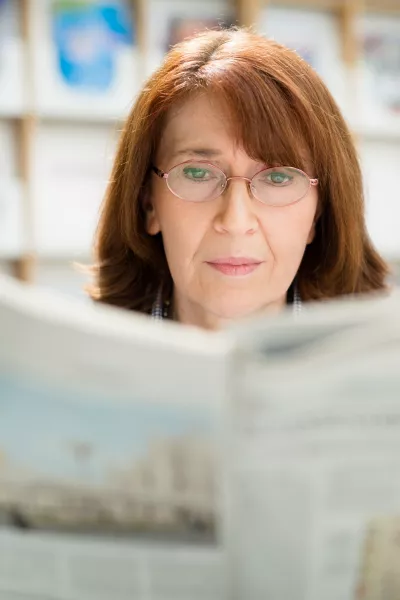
[183,167,212,180]
[265,171,292,185]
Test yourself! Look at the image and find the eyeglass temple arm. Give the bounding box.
[152,165,167,179]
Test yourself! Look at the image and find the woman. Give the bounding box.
[89,28,388,329]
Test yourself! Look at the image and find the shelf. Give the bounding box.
[266,0,400,12]
[354,124,400,141]
[265,0,350,10]
[35,255,92,263]
[34,110,128,125]
[0,107,25,119]
[365,0,400,13]
[0,109,130,125]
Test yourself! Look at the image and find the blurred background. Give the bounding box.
[0,0,399,300]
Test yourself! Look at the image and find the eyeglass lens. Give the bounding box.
[166,162,310,206]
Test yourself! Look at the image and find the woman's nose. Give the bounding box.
[213,177,259,236]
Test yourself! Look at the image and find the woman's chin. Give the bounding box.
[205,298,272,322]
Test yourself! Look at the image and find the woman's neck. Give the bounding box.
[172,293,286,330]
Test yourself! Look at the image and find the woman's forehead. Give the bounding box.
[156,91,312,171]
[157,94,234,155]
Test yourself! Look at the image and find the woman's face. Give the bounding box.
[146,93,318,329]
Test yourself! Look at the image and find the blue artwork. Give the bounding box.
[52,1,135,93]
[0,0,18,40]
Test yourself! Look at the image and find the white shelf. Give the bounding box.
[0,107,132,124]
[354,123,400,141]
[34,109,129,124]
[0,107,25,119]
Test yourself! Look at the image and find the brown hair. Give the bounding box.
[89,27,389,313]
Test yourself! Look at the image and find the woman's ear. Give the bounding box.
[144,200,161,235]
[142,185,161,235]
[307,221,316,244]
[307,203,322,244]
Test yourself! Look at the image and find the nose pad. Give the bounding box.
[226,176,253,185]
[224,176,254,202]
[222,176,252,199]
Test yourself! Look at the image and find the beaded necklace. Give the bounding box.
[151,286,302,320]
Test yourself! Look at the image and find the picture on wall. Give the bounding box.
[165,16,235,51]
[358,14,400,130]
[0,121,24,258]
[31,123,118,257]
[258,7,346,115]
[0,0,25,115]
[51,0,134,93]
[146,0,232,76]
[364,32,400,115]
[32,0,138,119]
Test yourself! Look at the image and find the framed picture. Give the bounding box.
[0,121,23,257]
[30,0,138,119]
[31,123,118,256]
[146,0,233,76]
[360,139,400,261]
[165,16,235,52]
[258,7,347,117]
[357,14,400,133]
[0,0,25,116]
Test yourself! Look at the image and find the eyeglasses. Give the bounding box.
[152,160,318,207]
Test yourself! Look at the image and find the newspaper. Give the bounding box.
[0,275,231,600]
[226,292,400,600]
[1,274,400,600]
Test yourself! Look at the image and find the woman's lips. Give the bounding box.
[206,257,262,276]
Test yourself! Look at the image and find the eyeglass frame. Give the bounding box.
[152,160,319,206]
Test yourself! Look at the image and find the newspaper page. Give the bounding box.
[226,292,400,600]
[0,275,231,600]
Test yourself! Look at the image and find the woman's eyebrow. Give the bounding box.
[171,147,223,160]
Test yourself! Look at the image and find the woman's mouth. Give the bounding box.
[206,257,262,276]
